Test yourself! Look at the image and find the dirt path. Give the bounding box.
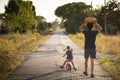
[8,29,112,80]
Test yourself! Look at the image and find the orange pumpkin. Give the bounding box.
[85,17,97,23]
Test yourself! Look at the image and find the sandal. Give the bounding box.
[60,66,63,69]
[73,68,77,71]
[83,71,88,76]
[90,74,94,78]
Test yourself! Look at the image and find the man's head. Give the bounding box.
[86,23,94,31]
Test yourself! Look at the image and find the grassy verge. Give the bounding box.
[0,32,51,80]
[69,33,120,80]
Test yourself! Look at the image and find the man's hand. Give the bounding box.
[79,23,86,31]
[95,23,102,32]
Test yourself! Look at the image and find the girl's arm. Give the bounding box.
[71,48,73,52]
[62,53,66,57]
[63,48,66,51]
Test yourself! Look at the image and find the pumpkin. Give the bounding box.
[85,17,97,23]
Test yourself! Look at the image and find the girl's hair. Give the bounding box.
[87,23,94,31]
[67,46,70,49]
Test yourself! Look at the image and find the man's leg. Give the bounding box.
[83,49,89,76]
[90,58,94,74]
[83,58,88,76]
[85,58,88,72]
[90,49,96,78]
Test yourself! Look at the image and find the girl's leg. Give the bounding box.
[60,60,67,69]
[62,60,67,67]
[70,60,77,70]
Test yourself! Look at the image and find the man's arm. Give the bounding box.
[95,23,102,32]
[79,23,86,31]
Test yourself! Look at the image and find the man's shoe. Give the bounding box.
[83,71,88,76]
[60,66,63,69]
[90,74,94,78]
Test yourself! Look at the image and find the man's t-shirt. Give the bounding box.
[83,30,98,49]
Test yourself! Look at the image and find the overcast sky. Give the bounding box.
[1,0,119,22]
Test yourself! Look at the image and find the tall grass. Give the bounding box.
[0,33,50,80]
[96,34,120,57]
[69,33,120,80]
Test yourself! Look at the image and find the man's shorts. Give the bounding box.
[84,49,96,59]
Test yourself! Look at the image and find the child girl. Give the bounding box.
[60,46,77,70]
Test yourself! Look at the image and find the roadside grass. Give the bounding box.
[0,32,51,80]
[69,33,120,80]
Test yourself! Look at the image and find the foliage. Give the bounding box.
[97,0,120,34]
[55,0,120,34]
[5,0,37,33]
[0,33,50,80]
[36,16,51,34]
[52,19,60,27]
[101,57,120,80]
[55,2,91,33]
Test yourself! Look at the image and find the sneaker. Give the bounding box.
[90,74,94,78]
[73,68,77,71]
[60,66,63,69]
[83,71,88,76]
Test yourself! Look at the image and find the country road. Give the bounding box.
[8,28,112,80]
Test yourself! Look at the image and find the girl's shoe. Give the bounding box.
[60,66,63,69]
[83,71,88,76]
[73,67,77,70]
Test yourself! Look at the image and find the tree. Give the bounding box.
[55,2,91,33]
[97,0,120,34]
[5,0,37,33]
[52,19,59,27]
[36,16,49,33]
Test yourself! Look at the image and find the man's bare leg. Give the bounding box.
[85,58,88,72]
[90,58,95,77]
[83,58,88,76]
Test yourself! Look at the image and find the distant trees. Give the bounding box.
[36,16,49,33]
[55,2,91,33]
[55,0,120,34]
[96,0,120,34]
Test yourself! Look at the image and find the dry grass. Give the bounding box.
[0,33,50,80]
[69,33,84,47]
[96,34,120,58]
[69,33,120,80]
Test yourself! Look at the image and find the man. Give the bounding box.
[79,17,102,78]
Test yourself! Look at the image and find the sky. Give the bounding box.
[0,0,119,22]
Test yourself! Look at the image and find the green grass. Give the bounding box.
[69,33,120,80]
[0,32,51,80]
